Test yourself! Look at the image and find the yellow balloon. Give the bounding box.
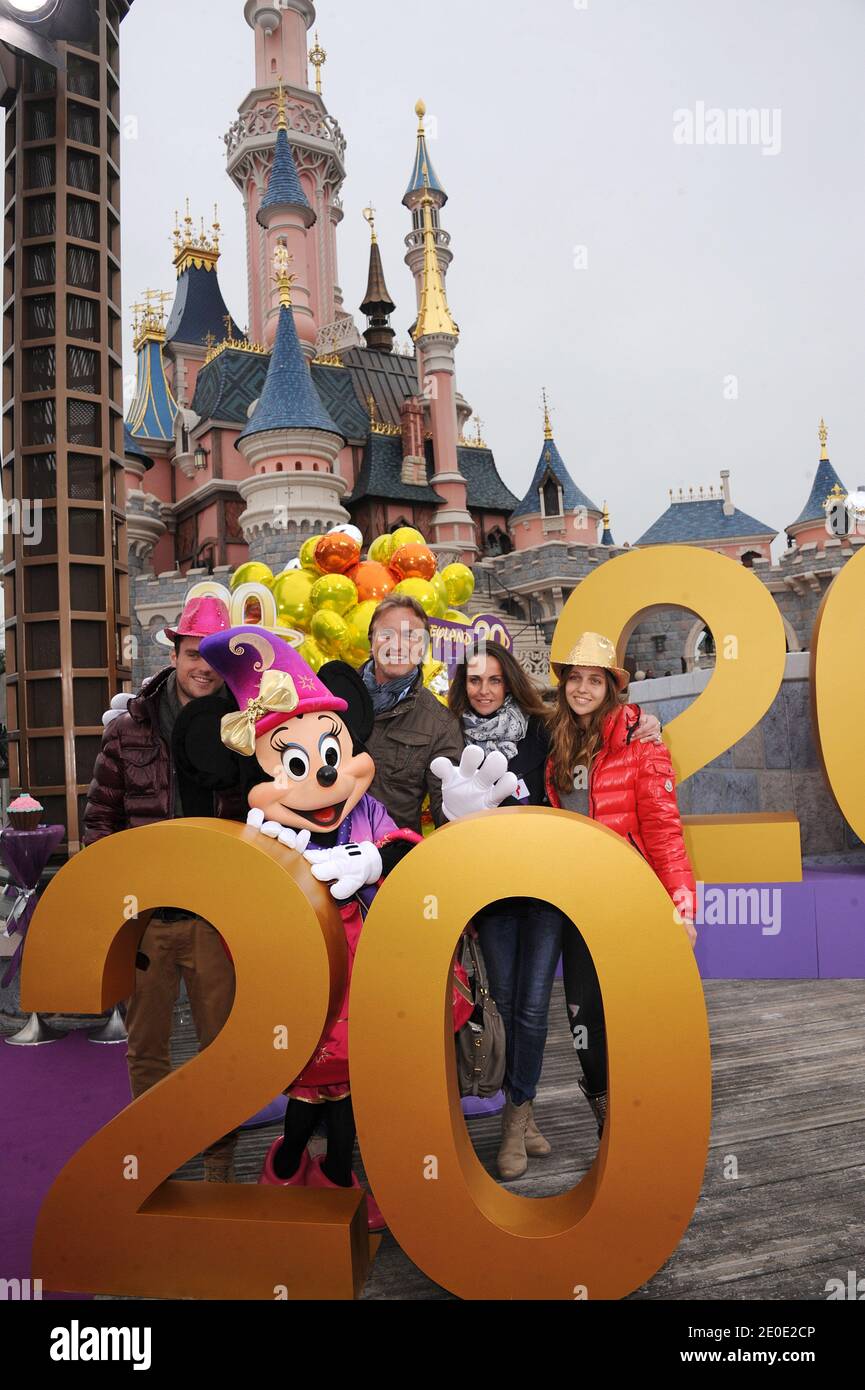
[442,563,475,607]
[391,526,425,550]
[444,609,471,625]
[298,637,328,673]
[429,572,450,618]
[310,573,358,616]
[299,535,325,572]
[311,609,350,657]
[392,577,438,618]
[230,562,274,592]
[343,600,378,661]
[368,533,397,565]
[272,570,316,632]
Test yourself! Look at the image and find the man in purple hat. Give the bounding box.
[83,595,245,1183]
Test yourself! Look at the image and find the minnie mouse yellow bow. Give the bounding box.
[220,670,299,756]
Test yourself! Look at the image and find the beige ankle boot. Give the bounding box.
[524,1103,551,1157]
[497,1099,531,1179]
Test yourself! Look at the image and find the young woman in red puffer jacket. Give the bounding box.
[544,632,697,1137]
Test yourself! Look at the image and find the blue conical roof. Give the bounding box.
[404,131,447,206]
[790,457,847,527]
[237,303,344,444]
[511,435,600,520]
[126,338,178,442]
[258,128,314,225]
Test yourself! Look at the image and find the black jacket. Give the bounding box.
[499,716,551,808]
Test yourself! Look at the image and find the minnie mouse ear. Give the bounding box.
[172,694,243,792]
[318,662,374,750]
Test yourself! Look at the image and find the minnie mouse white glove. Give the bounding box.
[246,808,311,853]
[303,842,382,900]
[430,746,518,823]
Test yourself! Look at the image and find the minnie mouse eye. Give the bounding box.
[320,735,341,770]
[281,748,310,782]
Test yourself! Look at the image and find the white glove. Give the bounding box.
[102,692,133,728]
[246,808,311,853]
[429,745,519,823]
[303,841,382,900]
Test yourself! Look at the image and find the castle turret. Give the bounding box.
[403,99,452,309]
[412,167,476,563]
[127,290,178,448]
[255,81,318,355]
[228,1,354,355]
[164,205,243,408]
[235,252,348,562]
[359,207,396,354]
[510,394,602,549]
[786,419,848,551]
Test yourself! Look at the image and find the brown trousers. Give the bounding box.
[125,915,237,1166]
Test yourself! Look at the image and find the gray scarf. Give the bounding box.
[461,695,528,762]
[361,659,421,716]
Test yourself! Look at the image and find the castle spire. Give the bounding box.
[404,99,447,206]
[543,387,554,441]
[819,417,829,462]
[360,206,396,353]
[257,85,315,229]
[412,172,458,342]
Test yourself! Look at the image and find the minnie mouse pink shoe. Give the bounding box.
[306,1155,386,1233]
[258,1139,310,1186]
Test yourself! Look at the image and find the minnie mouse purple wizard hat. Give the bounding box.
[200,626,347,758]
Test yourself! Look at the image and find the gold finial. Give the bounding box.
[275,76,288,133]
[542,388,554,440]
[362,205,377,244]
[367,393,378,425]
[132,288,172,351]
[415,98,426,130]
[819,418,829,461]
[309,32,327,96]
[272,240,297,309]
[603,500,610,527]
[171,200,222,275]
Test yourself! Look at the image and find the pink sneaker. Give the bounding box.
[258,1139,309,1187]
[306,1154,386,1233]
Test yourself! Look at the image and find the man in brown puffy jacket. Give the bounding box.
[83,596,244,1182]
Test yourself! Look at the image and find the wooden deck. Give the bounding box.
[158,976,862,1301]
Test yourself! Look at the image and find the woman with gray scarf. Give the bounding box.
[448,641,560,1181]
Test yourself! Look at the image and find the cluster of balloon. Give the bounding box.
[228,525,476,694]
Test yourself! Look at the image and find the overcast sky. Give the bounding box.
[116,0,864,553]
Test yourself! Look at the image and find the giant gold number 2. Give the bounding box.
[812,544,865,843]
[550,545,802,883]
[21,818,378,1301]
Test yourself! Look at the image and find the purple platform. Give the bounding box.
[693,868,865,979]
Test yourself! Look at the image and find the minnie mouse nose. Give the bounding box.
[317,766,339,788]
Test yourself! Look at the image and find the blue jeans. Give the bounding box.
[475,899,564,1106]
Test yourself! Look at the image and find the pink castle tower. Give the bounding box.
[226,1,358,357]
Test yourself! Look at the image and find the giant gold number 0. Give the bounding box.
[812,544,865,843]
[549,545,802,883]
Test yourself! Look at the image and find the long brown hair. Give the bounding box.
[548,666,628,795]
[448,640,549,722]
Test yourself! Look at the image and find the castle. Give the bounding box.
[122,0,865,688]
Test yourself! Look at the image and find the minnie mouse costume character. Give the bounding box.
[199,627,516,1231]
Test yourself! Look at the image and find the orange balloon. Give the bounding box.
[315,533,362,576]
[390,542,437,582]
[348,561,396,604]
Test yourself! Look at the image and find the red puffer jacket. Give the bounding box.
[83,667,245,846]
[545,703,695,908]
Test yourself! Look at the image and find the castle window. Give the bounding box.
[542,476,561,518]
